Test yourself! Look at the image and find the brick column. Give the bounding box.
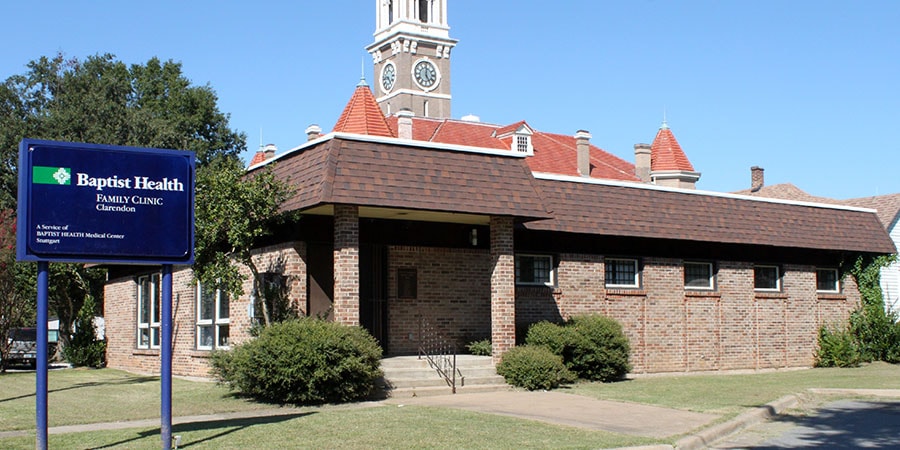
[333,205,360,325]
[490,216,516,362]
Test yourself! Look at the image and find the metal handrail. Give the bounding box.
[417,319,464,393]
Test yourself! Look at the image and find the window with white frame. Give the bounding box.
[684,262,715,290]
[816,268,840,293]
[197,283,230,350]
[513,132,533,155]
[515,254,554,286]
[137,274,161,349]
[754,265,781,291]
[605,258,640,288]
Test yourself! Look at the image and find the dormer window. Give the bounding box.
[514,132,533,155]
[516,135,529,153]
[495,122,534,156]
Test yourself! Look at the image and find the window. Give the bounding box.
[605,258,639,288]
[516,135,530,153]
[197,283,230,350]
[513,130,533,155]
[516,254,554,286]
[418,0,429,22]
[754,265,781,291]
[684,262,714,290]
[816,268,840,293]
[137,274,161,349]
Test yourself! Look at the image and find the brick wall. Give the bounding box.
[104,242,307,378]
[334,205,360,326]
[519,254,860,374]
[105,239,861,377]
[387,246,491,354]
[490,216,516,361]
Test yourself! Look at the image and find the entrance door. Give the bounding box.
[307,242,334,321]
[360,244,388,349]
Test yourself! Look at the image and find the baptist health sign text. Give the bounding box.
[18,139,195,264]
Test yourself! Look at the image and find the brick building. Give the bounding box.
[105,0,894,377]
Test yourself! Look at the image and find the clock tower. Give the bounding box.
[367,0,456,119]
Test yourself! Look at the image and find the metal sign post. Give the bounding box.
[16,139,195,450]
[161,265,173,447]
[36,261,49,450]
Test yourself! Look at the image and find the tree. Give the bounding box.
[193,156,292,326]
[0,210,36,372]
[0,53,254,351]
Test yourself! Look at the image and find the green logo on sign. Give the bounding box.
[33,166,72,185]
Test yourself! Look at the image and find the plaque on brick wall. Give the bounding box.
[398,268,417,299]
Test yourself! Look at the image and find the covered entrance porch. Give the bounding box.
[301,204,520,359]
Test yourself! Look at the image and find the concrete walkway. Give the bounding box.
[385,390,718,439]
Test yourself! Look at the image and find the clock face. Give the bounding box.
[381,63,395,93]
[413,60,438,89]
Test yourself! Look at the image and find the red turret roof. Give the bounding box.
[332,81,395,138]
[248,150,267,166]
[650,122,694,172]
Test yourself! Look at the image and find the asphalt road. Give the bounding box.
[713,399,900,449]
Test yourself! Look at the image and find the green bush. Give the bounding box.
[847,254,900,363]
[525,315,631,382]
[566,315,631,382]
[525,321,580,359]
[466,339,492,356]
[815,325,861,368]
[210,318,383,405]
[62,295,106,368]
[496,345,575,390]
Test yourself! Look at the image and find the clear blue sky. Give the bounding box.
[3,1,898,199]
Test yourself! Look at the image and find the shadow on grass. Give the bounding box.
[748,400,900,449]
[91,411,315,449]
[0,375,158,403]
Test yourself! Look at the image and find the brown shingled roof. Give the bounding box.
[527,178,895,254]
[733,183,842,205]
[268,136,550,220]
[843,194,900,230]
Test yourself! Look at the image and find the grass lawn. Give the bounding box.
[567,361,900,416]
[0,406,658,450]
[0,368,272,432]
[1,362,898,449]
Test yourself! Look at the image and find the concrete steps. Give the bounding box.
[378,355,509,398]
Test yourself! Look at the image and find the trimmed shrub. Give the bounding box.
[62,295,106,368]
[815,325,861,368]
[525,321,578,355]
[566,315,631,382]
[496,345,575,390]
[525,315,631,382]
[466,339,492,356]
[210,318,382,405]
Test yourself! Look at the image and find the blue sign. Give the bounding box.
[17,139,195,264]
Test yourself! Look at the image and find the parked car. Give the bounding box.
[5,328,38,369]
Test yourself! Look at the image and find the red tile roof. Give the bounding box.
[248,150,267,166]
[650,123,694,172]
[332,82,395,138]
[382,117,639,181]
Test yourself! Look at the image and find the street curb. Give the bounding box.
[673,394,799,450]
